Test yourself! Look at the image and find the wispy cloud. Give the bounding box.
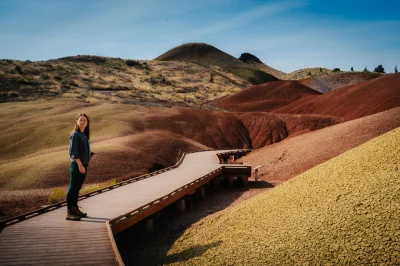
[193,0,306,36]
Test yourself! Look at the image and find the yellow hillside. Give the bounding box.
[165,128,400,265]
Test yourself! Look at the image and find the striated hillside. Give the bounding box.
[0,98,342,218]
[215,80,321,112]
[274,73,400,120]
[0,99,341,188]
[163,127,400,265]
[238,107,400,182]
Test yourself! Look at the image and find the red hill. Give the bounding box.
[215,81,321,112]
[274,73,400,120]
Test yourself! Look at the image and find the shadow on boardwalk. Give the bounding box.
[116,180,273,266]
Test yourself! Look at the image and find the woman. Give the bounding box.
[66,113,94,221]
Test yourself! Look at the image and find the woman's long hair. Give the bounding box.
[72,113,90,139]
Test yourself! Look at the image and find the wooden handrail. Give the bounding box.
[0,152,188,230]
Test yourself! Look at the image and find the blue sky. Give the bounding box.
[0,0,399,73]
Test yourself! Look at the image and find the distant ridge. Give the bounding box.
[299,72,383,93]
[238,52,287,80]
[155,43,278,84]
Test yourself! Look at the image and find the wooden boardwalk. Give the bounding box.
[0,150,251,265]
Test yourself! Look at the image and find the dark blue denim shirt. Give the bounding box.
[69,131,91,164]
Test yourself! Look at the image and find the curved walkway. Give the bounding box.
[0,150,250,265]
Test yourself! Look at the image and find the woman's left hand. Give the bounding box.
[78,165,86,174]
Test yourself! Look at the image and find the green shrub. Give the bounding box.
[332,68,341,72]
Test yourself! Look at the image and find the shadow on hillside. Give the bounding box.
[115,180,272,266]
[162,241,222,264]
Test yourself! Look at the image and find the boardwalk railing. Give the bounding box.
[0,151,189,230]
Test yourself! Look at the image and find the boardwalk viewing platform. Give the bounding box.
[0,149,252,265]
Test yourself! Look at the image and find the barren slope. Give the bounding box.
[274,73,400,120]
[215,81,321,112]
[238,107,400,182]
[164,127,400,265]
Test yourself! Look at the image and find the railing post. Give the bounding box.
[143,218,153,232]
[254,165,261,182]
[175,199,186,213]
[196,186,205,199]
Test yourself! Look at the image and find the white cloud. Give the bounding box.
[193,0,306,36]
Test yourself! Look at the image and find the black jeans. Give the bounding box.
[66,161,87,209]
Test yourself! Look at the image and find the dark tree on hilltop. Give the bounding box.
[351,67,354,71]
[374,65,385,73]
[363,66,370,73]
[238,53,263,64]
[333,68,341,72]
[395,65,398,73]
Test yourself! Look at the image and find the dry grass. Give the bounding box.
[163,128,400,265]
[47,178,117,204]
[0,57,249,107]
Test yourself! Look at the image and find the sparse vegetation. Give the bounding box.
[0,57,249,105]
[333,68,341,72]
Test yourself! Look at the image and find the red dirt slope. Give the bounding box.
[274,73,400,120]
[236,112,343,147]
[215,81,321,112]
[238,107,400,182]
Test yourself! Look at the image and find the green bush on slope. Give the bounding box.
[166,128,400,265]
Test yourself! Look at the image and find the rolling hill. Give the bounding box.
[154,43,278,84]
[215,80,321,112]
[274,72,400,120]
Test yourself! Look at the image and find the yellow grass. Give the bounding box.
[164,128,400,265]
[47,179,117,204]
[47,187,66,204]
[79,178,117,195]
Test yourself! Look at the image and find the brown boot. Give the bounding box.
[75,206,87,218]
[66,208,81,221]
